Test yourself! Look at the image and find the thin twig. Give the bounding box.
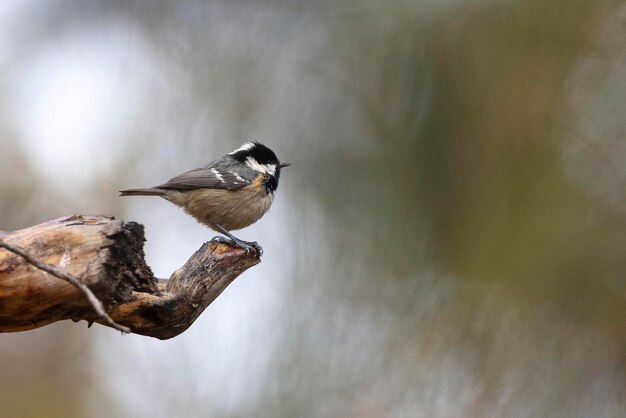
[0,239,130,333]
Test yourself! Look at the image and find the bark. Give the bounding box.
[0,215,260,339]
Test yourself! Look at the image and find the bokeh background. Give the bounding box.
[1,0,625,417]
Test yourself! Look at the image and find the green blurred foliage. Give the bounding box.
[323,0,626,334]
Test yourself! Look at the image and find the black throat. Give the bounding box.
[264,171,280,194]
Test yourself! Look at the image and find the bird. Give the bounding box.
[120,141,290,254]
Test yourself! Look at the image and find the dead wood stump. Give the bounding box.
[0,215,260,339]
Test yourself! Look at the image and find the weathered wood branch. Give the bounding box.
[0,239,130,333]
[0,215,260,339]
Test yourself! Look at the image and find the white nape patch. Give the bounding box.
[59,251,71,269]
[245,157,276,175]
[210,168,224,182]
[228,142,255,155]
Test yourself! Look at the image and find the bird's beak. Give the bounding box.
[279,162,291,168]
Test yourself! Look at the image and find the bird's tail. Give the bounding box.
[119,188,165,197]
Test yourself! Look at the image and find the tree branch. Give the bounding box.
[0,239,130,333]
[0,215,261,339]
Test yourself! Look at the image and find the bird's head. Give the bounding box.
[229,141,290,192]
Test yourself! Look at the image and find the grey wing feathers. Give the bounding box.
[156,159,257,191]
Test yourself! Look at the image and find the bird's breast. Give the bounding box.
[172,177,275,231]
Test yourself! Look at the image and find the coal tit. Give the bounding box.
[120,141,290,254]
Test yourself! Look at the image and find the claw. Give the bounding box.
[229,239,262,256]
[211,227,262,257]
[211,236,231,244]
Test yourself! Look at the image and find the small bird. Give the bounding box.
[120,141,289,254]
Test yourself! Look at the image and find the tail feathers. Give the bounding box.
[119,188,165,197]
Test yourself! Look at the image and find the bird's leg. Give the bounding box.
[213,224,262,256]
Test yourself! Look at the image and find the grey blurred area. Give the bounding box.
[1,0,625,416]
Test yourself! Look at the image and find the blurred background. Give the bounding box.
[1,0,625,416]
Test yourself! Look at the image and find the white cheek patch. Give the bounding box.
[245,156,276,175]
[229,142,255,155]
[210,168,224,182]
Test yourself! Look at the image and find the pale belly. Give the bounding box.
[164,187,275,231]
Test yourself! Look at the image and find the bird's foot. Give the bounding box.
[211,236,263,256]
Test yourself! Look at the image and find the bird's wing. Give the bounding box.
[156,159,258,190]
